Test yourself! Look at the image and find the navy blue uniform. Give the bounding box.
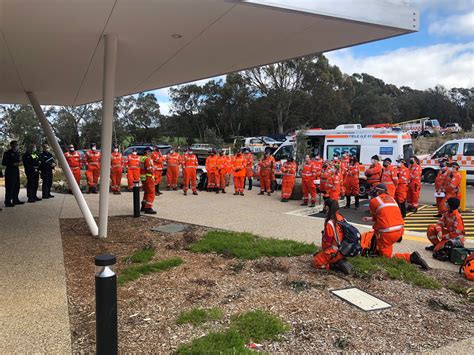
[2,149,21,206]
[22,151,41,201]
[39,151,55,198]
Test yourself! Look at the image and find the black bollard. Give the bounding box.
[95,254,118,355]
[133,180,140,218]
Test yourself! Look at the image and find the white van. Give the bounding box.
[420,138,474,183]
[271,125,414,195]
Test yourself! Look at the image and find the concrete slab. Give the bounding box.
[150,223,187,234]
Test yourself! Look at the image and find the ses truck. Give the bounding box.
[271,124,414,196]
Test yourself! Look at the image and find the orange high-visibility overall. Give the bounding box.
[327,170,341,201]
[85,150,101,188]
[281,161,297,200]
[427,209,465,252]
[312,212,345,269]
[395,165,409,204]
[381,165,399,197]
[166,152,180,188]
[150,151,164,187]
[344,163,360,196]
[127,153,141,190]
[217,155,228,190]
[182,153,198,192]
[365,163,382,188]
[258,158,272,192]
[206,155,219,189]
[65,151,82,185]
[110,152,123,192]
[233,155,246,193]
[434,170,448,214]
[140,155,155,209]
[407,163,422,209]
[301,161,316,204]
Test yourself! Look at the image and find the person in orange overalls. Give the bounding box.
[232,151,247,195]
[365,155,382,193]
[126,148,140,191]
[312,199,353,274]
[434,161,448,217]
[381,158,398,197]
[268,153,276,193]
[395,158,409,218]
[258,152,273,196]
[182,148,198,196]
[319,162,330,200]
[281,157,297,202]
[407,156,422,212]
[64,144,82,189]
[140,147,156,214]
[301,155,316,207]
[166,148,180,190]
[326,164,341,202]
[110,145,123,195]
[225,152,232,187]
[444,162,462,201]
[150,148,164,196]
[243,148,254,190]
[362,184,429,269]
[84,143,101,193]
[344,156,360,209]
[217,150,228,194]
[205,149,219,192]
[426,197,464,258]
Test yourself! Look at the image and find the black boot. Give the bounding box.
[248,178,253,191]
[344,196,351,209]
[401,202,407,218]
[155,185,160,196]
[144,208,157,215]
[354,196,360,210]
[410,252,429,270]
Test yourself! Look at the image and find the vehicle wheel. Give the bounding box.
[423,169,436,183]
[358,180,368,198]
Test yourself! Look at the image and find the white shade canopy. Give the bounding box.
[0,0,418,106]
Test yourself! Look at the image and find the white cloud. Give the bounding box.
[326,42,474,90]
[429,11,474,36]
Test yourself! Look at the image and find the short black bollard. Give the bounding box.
[133,180,141,218]
[95,254,118,355]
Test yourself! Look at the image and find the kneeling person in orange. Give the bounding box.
[84,143,101,194]
[140,147,157,214]
[280,157,297,202]
[426,197,464,257]
[363,184,429,269]
[126,148,140,191]
[232,152,246,195]
[182,148,198,196]
[110,145,123,195]
[312,199,353,274]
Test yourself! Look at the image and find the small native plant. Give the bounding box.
[117,257,183,285]
[177,308,224,326]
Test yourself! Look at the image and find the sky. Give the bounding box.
[152,0,474,116]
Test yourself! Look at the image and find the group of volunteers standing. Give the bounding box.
[2,140,56,207]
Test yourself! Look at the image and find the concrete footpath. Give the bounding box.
[1,185,472,353]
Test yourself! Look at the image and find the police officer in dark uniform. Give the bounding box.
[22,143,41,203]
[39,143,56,199]
[2,140,24,207]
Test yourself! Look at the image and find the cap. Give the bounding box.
[374,183,387,192]
[371,155,380,161]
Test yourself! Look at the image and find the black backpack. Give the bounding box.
[335,219,362,257]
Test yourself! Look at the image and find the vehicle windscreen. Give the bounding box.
[274,145,294,161]
[432,119,440,127]
[433,142,459,158]
[403,144,413,160]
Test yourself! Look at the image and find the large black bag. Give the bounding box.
[335,219,362,257]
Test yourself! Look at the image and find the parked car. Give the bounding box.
[122,144,172,172]
[444,123,462,134]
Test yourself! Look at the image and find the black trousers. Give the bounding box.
[4,167,20,204]
[41,169,53,197]
[26,171,40,200]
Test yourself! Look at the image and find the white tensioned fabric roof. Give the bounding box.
[0,0,418,106]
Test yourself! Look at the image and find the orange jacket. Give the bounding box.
[435,209,465,239]
[381,165,398,187]
[182,153,198,170]
[127,153,140,169]
[258,157,272,175]
[281,161,297,176]
[408,163,422,185]
[64,151,81,169]
[326,171,341,192]
[346,162,360,177]
[85,150,101,168]
[445,171,461,197]
[340,157,349,176]
[365,163,382,185]
[232,155,246,177]
[268,156,276,170]
[301,161,316,180]
[369,192,404,233]
[322,212,345,252]
[205,155,218,172]
[311,160,323,178]
[111,152,123,169]
[217,155,228,173]
[397,165,410,185]
[243,152,253,167]
[166,152,180,167]
[139,155,154,180]
[435,170,448,191]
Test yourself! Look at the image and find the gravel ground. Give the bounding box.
[61,216,473,353]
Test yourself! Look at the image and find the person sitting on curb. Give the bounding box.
[426,197,465,261]
[362,183,429,270]
[312,199,353,275]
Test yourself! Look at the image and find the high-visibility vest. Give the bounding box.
[369,193,404,233]
[140,156,154,181]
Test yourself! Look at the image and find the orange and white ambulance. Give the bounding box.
[419,138,474,183]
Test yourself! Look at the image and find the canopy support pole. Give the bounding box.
[98,34,117,238]
[26,91,99,236]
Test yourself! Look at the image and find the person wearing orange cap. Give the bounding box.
[426,197,465,260]
[126,148,141,192]
[362,183,429,269]
[182,148,198,196]
[280,156,297,202]
[232,151,246,195]
[110,144,123,195]
[84,143,101,194]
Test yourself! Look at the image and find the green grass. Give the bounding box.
[117,257,184,285]
[351,256,441,290]
[447,284,474,303]
[177,308,224,326]
[177,310,289,353]
[190,231,315,260]
[123,248,155,264]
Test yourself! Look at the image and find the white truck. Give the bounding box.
[270,124,414,196]
[419,138,474,183]
[394,117,441,138]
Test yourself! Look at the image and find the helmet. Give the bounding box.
[461,254,474,281]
